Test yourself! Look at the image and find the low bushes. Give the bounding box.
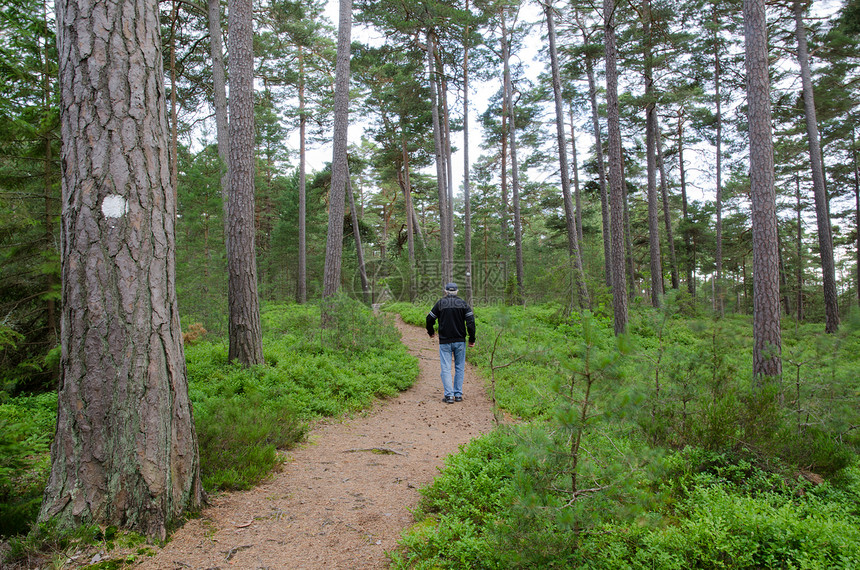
[389,301,860,569]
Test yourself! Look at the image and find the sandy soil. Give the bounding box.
[129,317,496,569]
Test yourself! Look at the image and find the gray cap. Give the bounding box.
[445,282,458,292]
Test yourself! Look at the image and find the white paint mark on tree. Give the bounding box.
[102,194,128,218]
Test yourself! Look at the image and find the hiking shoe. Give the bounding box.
[443,396,455,404]
[454,396,463,402]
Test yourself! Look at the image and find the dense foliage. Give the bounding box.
[386,302,860,568]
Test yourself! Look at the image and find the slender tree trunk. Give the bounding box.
[644,0,663,307]
[546,0,589,308]
[463,4,474,303]
[399,136,416,266]
[500,112,510,250]
[43,0,202,537]
[622,154,636,295]
[796,176,804,321]
[794,0,838,333]
[677,114,695,298]
[428,31,452,285]
[854,129,860,308]
[440,65,455,270]
[297,47,308,303]
[207,0,230,244]
[778,232,792,315]
[502,21,525,302]
[744,0,782,380]
[604,0,628,334]
[713,2,725,317]
[347,167,370,303]
[322,0,352,306]
[41,7,57,343]
[169,0,179,208]
[585,54,612,289]
[656,117,679,290]
[227,0,264,365]
[570,104,584,246]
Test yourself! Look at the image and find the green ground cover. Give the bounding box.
[385,300,860,569]
[0,298,417,539]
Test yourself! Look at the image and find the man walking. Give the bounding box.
[426,283,476,404]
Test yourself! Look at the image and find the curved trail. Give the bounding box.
[137,318,496,569]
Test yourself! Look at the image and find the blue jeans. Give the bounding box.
[439,341,466,398]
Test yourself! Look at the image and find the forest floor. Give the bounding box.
[122,317,497,569]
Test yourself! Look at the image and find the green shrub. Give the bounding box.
[195,391,306,490]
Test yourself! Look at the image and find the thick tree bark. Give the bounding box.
[656,118,679,290]
[502,20,525,302]
[322,0,352,304]
[545,0,589,308]
[794,0,839,333]
[644,0,663,307]
[744,0,782,380]
[604,0,628,334]
[207,0,230,243]
[227,0,264,365]
[43,0,202,537]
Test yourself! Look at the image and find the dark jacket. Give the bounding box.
[426,295,476,344]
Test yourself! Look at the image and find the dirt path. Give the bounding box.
[135,318,496,569]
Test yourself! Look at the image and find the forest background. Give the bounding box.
[2,0,860,565]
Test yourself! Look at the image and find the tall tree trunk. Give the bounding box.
[322,0,352,305]
[502,19,525,302]
[297,47,308,303]
[794,0,839,333]
[622,153,635,295]
[713,2,725,317]
[500,111,510,250]
[169,0,179,207]
[604,0,628,334]
[227,0,264,365]
[41,5,57,344]
[545,0,589,308]
[678,114,695,298]
[744,0,782,380]
[439,63,455,271]
[347,167,370,303]
[585,53,612,289]
[463,3,474,303]
[644,0,663,307]
[428,31,452,285]
[778,232,792,315]
[570,106,584,247]
[43,0,202,537]
[656,117,679,289]
[399,134,415,266]
[207,0,230,243]
[796,176,804,321]
[854,129,860,308]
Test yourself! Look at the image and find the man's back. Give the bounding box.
[426,296,475,344]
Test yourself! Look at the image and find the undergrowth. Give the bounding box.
[387,300,860,569]
[0,297,417,566]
